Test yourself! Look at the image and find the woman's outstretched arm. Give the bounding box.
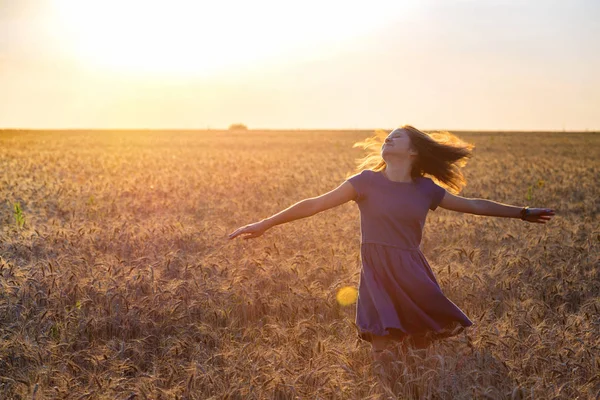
[439,191,555,223]
[228,180,357,240]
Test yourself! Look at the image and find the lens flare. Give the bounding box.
[336,286,358,306]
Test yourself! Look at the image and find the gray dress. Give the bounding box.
[346,169,473,343]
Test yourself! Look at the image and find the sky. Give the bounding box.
[1,0,599,131]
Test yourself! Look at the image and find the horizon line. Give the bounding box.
[0,127,598,134]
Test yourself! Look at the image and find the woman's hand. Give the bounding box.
[228,220,270,240]
[524,208,555,224]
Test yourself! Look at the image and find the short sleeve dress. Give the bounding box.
[346,169,473,344]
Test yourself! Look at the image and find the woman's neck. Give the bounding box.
[383,162,413,182]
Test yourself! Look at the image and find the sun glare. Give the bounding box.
[53,0,420,78]
[336,286,358,306]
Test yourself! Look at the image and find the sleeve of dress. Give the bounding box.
[345,170,370,202]
[428,178,446,211]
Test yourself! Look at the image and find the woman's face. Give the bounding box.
[381,128,417,159]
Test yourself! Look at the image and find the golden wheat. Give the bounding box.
[0,130,598,399]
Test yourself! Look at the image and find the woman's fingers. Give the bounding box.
[531,216,552,223]
[524,208,556,223]
[228,226,247,239]
[527,208,555,224]
[229,223,265,240]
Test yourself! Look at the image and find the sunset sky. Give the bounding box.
[1,0,599,131]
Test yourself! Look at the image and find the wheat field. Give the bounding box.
[0,129,598,399]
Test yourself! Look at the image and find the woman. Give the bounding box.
[228,125,555,359]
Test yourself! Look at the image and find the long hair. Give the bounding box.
[351,124,475,193]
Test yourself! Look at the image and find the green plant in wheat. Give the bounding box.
[13,202,25,228]
[525,185,534,201]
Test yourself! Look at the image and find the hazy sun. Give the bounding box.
[53,0,420,78]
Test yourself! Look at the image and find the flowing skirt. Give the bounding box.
[356,242,473,344]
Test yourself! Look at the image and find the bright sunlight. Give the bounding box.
[53,0,421,78]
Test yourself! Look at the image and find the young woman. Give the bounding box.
[228,125,555,360]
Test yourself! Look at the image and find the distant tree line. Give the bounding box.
[228,123,248,131]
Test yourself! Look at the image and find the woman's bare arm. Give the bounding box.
[228,181,356,240]
[439,191,555,223]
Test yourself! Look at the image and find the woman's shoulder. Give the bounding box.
[416,175,447,196]
[351,169,375,178]
[414,175,442,194]
[416,175,436,185]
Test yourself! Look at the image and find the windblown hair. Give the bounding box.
[350,124,475,193]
